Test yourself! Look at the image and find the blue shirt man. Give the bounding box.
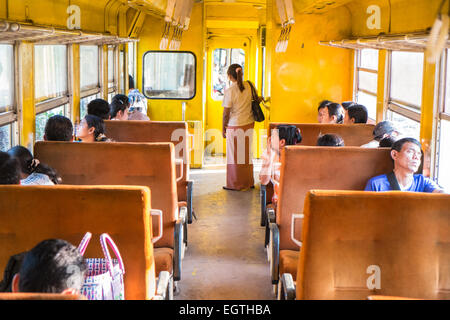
[364,137,445,193]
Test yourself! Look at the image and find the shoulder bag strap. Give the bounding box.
[386,171,401,191]
[247,81,257,100]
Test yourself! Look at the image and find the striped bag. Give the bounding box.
[77,232,125,300]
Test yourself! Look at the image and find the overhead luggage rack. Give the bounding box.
[0,20,139,45]
[319,32,450,52]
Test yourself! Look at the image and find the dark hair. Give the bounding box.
[227,64,245,92]
[342,101,356,110]
[391,137,421,153]
[7,146,61,184]
[276,125,302,145]
[87,99,110,120]
[129,75,135,89]
[318,100,332,111]
[44,115,73,141]
[18,239,86,293]
[347,104,368,123]
[326,103,345,124]
[0,151,21,185]
[317,133,345,147]
[84,115,107,142]
[379,136,396,148]
[110,95,130,119]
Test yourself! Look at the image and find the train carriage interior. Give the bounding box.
[0,0,449,302]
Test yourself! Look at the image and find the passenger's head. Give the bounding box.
[12,239,86,294]
[341,101,356,110]
[77,115,106,142]
[0,151,21,185]
[270,125,302,153]
[373,121,400,141]
[87,99,110,120]
[44,115,73,142]
[317,133,345,147]
[379,136,397,148]
[390,137,422,173]
[7,146,61,183]
[227,64,244,92]
[318,103,344,124]
[110,94,130,120]
[344,104,368,124]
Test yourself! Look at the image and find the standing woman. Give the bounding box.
[222,64,255,191]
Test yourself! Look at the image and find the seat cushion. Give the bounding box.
[279,250,299,280]
[154,247,173,275]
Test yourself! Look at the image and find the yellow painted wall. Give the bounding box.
[268,4,353,123]
[137,3,204,122]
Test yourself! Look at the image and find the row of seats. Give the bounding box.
[262,122,450,300]
[0,120,194,300]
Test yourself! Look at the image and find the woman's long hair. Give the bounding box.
[84,115,108,142]
[227,64,245,92]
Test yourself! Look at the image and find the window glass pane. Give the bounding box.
[0,123,12,151]
[120,50,124,94]
[212,48,245,101]
[35,105,67,141]
[80,45,99,91]
[387,110,420,140]
[80,93,101,119]
[358,71,377,93]
[438,119,450,190]
[390,51,424,107]
[35,45,67,102]
[359,49,378,70]
[128,42,135,83]
[356,91,377,120]
[445,50,450,113]
[143,51,196,99]
[0,44,14,112]
[108,47,115,87]
[108,92,114,103]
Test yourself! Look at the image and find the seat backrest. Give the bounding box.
[297,190,450,300]
[105,120,189,200]
[278,146,393,250]
[0,293,86,300]
[34,141,178,249]
[0,185,155,300]
[268,123,375,146]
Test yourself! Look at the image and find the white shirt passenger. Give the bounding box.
[222,81,254,127]
[361,140,380,148]
[20,172,54,185]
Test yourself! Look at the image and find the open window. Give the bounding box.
[143,51,196,100]
[0,43,17,151]
[354,49,378,121]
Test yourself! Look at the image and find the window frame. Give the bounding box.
[142,50,197,101]
[353,49,378,121]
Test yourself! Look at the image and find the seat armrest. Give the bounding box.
[173,219,184,281]
[260,185,267,226]
[279,273,296,300]
[267,207,276,224]
[269,222,280,285]
[264,207,276,248]
[179,206,188,249]
[186,180,194,224]
[154,271,173,300]
[367,295,422,300]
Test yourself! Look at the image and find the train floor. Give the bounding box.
[175,157,274,300]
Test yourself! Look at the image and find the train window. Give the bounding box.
[128,42,135,84]
[80,45,100,91]
[212,48,245,101]
[355,49,378,120]
[390,51,424,108]
[108,46,115,89]
[34,45,68,102]
[119,48,125,94]
[0,123,12,152]
[35,104,68,141]
[386,109,420,140]
[0,44,14,113]
[80,93,101,120]
[143,51,196,100]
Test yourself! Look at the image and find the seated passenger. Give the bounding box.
[77,115,111,142]
[128,75,150,121]
[361,120,401,148]
[317,102,345,124]
[87,99,110,120]
[365,137,445,193]
[110,94,130,121]
[44,115,74,142]
[260,124,302,187]
[379,136,397,148]
[317,133,345,146]
[7,146,61,185]
[344,104,368,124]
[0,151,21,185]
[12,239,86,295]
[341,101,356,110]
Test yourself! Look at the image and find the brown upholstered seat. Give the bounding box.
[270,146,393,286]
[268,123,375,146]
[0,185,156,300]
[0,293,86,300]
[296,190,450,300]
[34,142,182,280]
